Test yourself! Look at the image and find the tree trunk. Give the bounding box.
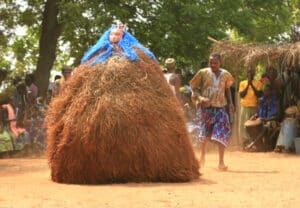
[35,0,62,97]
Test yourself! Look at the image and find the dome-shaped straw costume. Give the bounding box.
[46,22,199,184]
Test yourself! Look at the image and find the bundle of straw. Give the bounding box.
[46,50,199,184]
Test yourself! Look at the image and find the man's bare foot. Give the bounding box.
[274,146,282,153]
[200,158,205,168]
[218,164,228,171]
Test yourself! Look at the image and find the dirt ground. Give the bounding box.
[1,148,300,208]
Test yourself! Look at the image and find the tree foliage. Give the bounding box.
[0,0,299,94]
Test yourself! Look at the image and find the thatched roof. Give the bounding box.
[209,37,300,71]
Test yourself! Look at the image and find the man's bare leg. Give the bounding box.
[218,143,228,171]
[200,140,207,167]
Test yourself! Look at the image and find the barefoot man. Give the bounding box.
[190,53,234,171]
[164,58,181,103]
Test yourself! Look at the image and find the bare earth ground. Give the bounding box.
[1,149,300,208]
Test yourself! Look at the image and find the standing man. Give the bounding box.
[164,58,181,103]
[25,73,38,105]
[239,68,263,148]
[46,75,61,103]
[52,66,72,97]
[190,53,234,171]
[25,73,39,123]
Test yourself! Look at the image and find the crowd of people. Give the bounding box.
[238,66,300,152]
[0,66,72,156]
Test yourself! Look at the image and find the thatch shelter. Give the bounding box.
[209,37,300,72]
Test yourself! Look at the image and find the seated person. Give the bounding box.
[274,77,300,153]
[0,101,14,154]
[1,100,30,151]
[274,104,299,153]
[249,84,279,151]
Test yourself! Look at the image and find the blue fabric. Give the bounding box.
[81,26,157,65]
[258,96,278,119]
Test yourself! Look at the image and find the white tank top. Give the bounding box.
[164,73,174,83]
[164,73,177,95]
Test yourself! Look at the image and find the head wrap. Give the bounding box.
[81,25,157,65]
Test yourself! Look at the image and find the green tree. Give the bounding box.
[0,0,299,95]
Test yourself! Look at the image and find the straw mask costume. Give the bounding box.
[46,22,199,184]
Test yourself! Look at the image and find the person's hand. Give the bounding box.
[183,103,190,110]
[199,96,211,107]
[249,80,255,89]
[250,114,258,120]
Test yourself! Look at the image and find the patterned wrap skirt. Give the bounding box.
[190,106,231,146]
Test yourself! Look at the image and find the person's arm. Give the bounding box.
[250,113,258,120]
[226,87,235,113]
[190,86,211,108]
[169,75,182,103]
[249,82,263,97]
[263,116,276,122]
[239,82,249,98]
[257,98,263,119]
[225,72,235,112]
[190,72,210,107]
[261,99,279,122]
[273,99,280,121]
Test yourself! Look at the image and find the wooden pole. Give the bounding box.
[207,36,219,43]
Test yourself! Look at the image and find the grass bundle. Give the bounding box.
[46,50,199,184]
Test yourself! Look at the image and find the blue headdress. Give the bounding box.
[81,24,157,65]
